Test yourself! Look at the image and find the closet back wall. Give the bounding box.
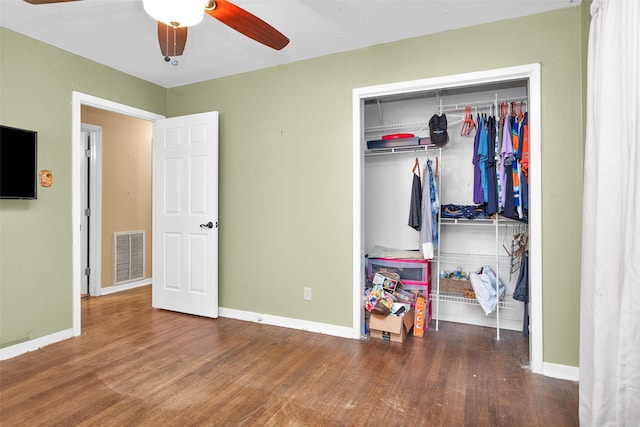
[166,6,585,369]
[364,85,527,253]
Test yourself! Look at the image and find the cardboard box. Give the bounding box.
[369,306,414,343]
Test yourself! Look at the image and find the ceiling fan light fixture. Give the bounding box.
[143,0,204,27]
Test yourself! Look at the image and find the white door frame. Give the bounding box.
[351,64,543,374]
[71,92,165,336]
[80,123,103,297]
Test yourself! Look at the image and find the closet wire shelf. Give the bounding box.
[364,95,528,140]
[433,252,517,310]
[365,121,430,135]
[430,292,517,310]
[365,145,440,156]
[440,217,527,227]
[435,252,512,265]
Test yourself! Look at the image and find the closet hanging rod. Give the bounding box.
[441,96,528,113]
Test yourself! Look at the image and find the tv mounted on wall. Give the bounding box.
[0,125,38,200]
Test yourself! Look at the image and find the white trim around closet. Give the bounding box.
[351,64,543,374]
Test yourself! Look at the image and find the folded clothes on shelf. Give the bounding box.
[440,204,487,219]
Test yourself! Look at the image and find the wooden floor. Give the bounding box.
[0,286,578,426]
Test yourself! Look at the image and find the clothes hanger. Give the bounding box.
[500,102,508,126]
[461,105,475,137]
[412,157,421,178]
[517,102,524,121]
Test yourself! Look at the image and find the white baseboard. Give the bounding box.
[100,278,151,295]
[219,307,359,340]
[543,362,580,381]
[530,360,544,375]
[0,328,75,361]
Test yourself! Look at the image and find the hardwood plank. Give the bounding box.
[0,286,578,426]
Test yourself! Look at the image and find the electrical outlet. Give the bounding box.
[303,287,312,301]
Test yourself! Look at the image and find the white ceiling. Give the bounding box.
[0,0,579,89]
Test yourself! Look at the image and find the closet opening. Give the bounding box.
[351,64,542,374]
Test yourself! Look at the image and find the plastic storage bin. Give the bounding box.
[366,257,431,286]
[366,257,433,332]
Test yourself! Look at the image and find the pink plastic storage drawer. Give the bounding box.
[366,257,432,286]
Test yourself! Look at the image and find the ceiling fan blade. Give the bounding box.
[23,0,80,4]
[205,0,289,50]
[157,22,188,57]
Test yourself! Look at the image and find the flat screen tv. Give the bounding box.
[0,125,38,200]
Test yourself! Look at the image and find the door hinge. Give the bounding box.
[84,208,91,216]
[85,149,91,158]
[84,267,91,276]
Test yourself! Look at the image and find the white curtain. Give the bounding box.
[580,0,640,425]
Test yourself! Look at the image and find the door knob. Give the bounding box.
[200,221,214,229]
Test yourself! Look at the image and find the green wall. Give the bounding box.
[0,28,167,348]
[1,5,586,368]
[168,7,586,367]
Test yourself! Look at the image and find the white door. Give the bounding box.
[152,111,219,318]
[80,129,90,295]
[80,124,102,297]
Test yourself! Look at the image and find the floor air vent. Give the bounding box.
[114,231,145,284]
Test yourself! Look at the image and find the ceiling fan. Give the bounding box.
[23,0,290,61]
